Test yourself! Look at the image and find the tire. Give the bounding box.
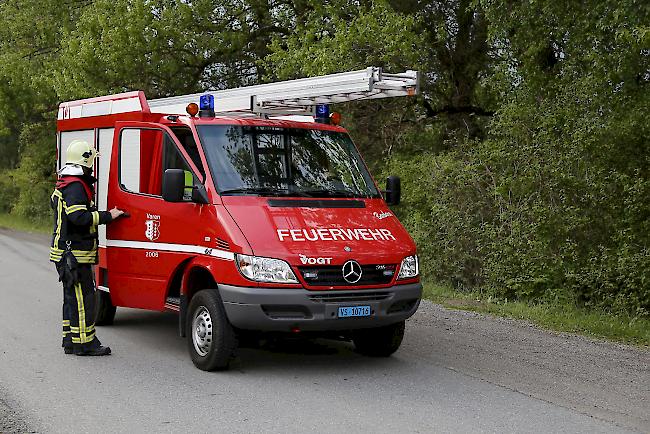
[94,290,116,326]
[352,321,405,357]
[187,289,237,371]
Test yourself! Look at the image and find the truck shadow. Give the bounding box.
[230,339,407,374]
[109,308,407,373]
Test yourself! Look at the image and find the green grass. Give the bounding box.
[0,212,50,234]
[424,283,650,347]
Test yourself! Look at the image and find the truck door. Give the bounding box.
[105,122,212,310]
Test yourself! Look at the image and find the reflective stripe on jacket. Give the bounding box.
[49,178,112,264]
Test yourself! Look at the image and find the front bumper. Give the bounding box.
[219,282,422,332]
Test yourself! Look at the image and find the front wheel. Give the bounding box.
[187,289,237,371]
[352,321,405,357]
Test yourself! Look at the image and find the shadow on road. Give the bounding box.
[107,307,406,373]
[105,308,403,372]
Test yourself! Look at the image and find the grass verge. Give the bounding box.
[0,212,49,234]
[424,283,649,347]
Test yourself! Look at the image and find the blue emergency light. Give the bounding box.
[200,94,215,111]
[315,104,330,117]
[315,104,330,124]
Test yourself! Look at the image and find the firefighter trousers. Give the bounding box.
[55,263,102,351]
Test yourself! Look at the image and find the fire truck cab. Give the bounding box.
[56,68,422,371]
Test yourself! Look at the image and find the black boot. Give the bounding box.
[64,346,73,355]
[74,346,112,356]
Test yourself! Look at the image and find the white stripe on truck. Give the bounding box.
[106,239,235,261]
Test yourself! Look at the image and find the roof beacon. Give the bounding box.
[199,94,215,117]
[315,104,330,124]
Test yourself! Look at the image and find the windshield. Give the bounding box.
[197,125,380,198]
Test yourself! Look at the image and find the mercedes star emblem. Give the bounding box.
[342,260,363,284]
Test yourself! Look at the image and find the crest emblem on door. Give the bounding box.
[145,220,160,241]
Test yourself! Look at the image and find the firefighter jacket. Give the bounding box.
[49,175,112,264]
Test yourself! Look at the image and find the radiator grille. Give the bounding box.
[308,291,391,303]
[300,264,396,286]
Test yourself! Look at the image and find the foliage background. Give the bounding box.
[0,0,648,316]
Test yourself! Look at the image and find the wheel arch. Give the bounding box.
[178,257,222,337]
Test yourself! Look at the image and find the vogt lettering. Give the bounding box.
[299,254,332,265]
[277,228,396,242]
[373,211,392,220]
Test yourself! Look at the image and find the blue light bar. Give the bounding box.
[315,104,330,118]
[199,94,214,111]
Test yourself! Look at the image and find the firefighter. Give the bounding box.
[50,139,124,356]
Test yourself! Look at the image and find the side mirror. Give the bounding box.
[162,169,185,202]
[384,176,401,206]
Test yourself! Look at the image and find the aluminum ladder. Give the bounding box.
[148,67,419,117]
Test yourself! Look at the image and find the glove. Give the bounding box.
[58,249,80,287]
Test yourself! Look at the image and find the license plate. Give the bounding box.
[338,305,371,318]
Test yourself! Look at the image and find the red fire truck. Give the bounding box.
[56,67,422,370]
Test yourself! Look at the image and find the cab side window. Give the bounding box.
[163,135,196,201]
[118,127,198,198]
[170,127,205,180]
[119,128,165,196]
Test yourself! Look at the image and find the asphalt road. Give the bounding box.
[0,228,648,434]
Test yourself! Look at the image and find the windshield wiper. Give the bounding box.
[298,189,361,198]
[219,187,311,197]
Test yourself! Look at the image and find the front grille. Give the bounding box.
[299,264,396,286]
[308,292,391,303]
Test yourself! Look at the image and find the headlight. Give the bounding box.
[397,255,419,279]
[235,254,298,283]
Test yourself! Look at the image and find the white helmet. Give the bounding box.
[65,139,98,168]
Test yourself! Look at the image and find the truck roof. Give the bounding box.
[57,67,419,131]
[163,115,347,132]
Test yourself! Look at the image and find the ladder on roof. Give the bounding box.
[148,67,419,116]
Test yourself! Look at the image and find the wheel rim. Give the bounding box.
[192,306,213,357]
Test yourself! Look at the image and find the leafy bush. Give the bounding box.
[0,170,19,213]
[10,122,56,222]
[390,77,649,316]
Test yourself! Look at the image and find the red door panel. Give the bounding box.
[106,121,215,311]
